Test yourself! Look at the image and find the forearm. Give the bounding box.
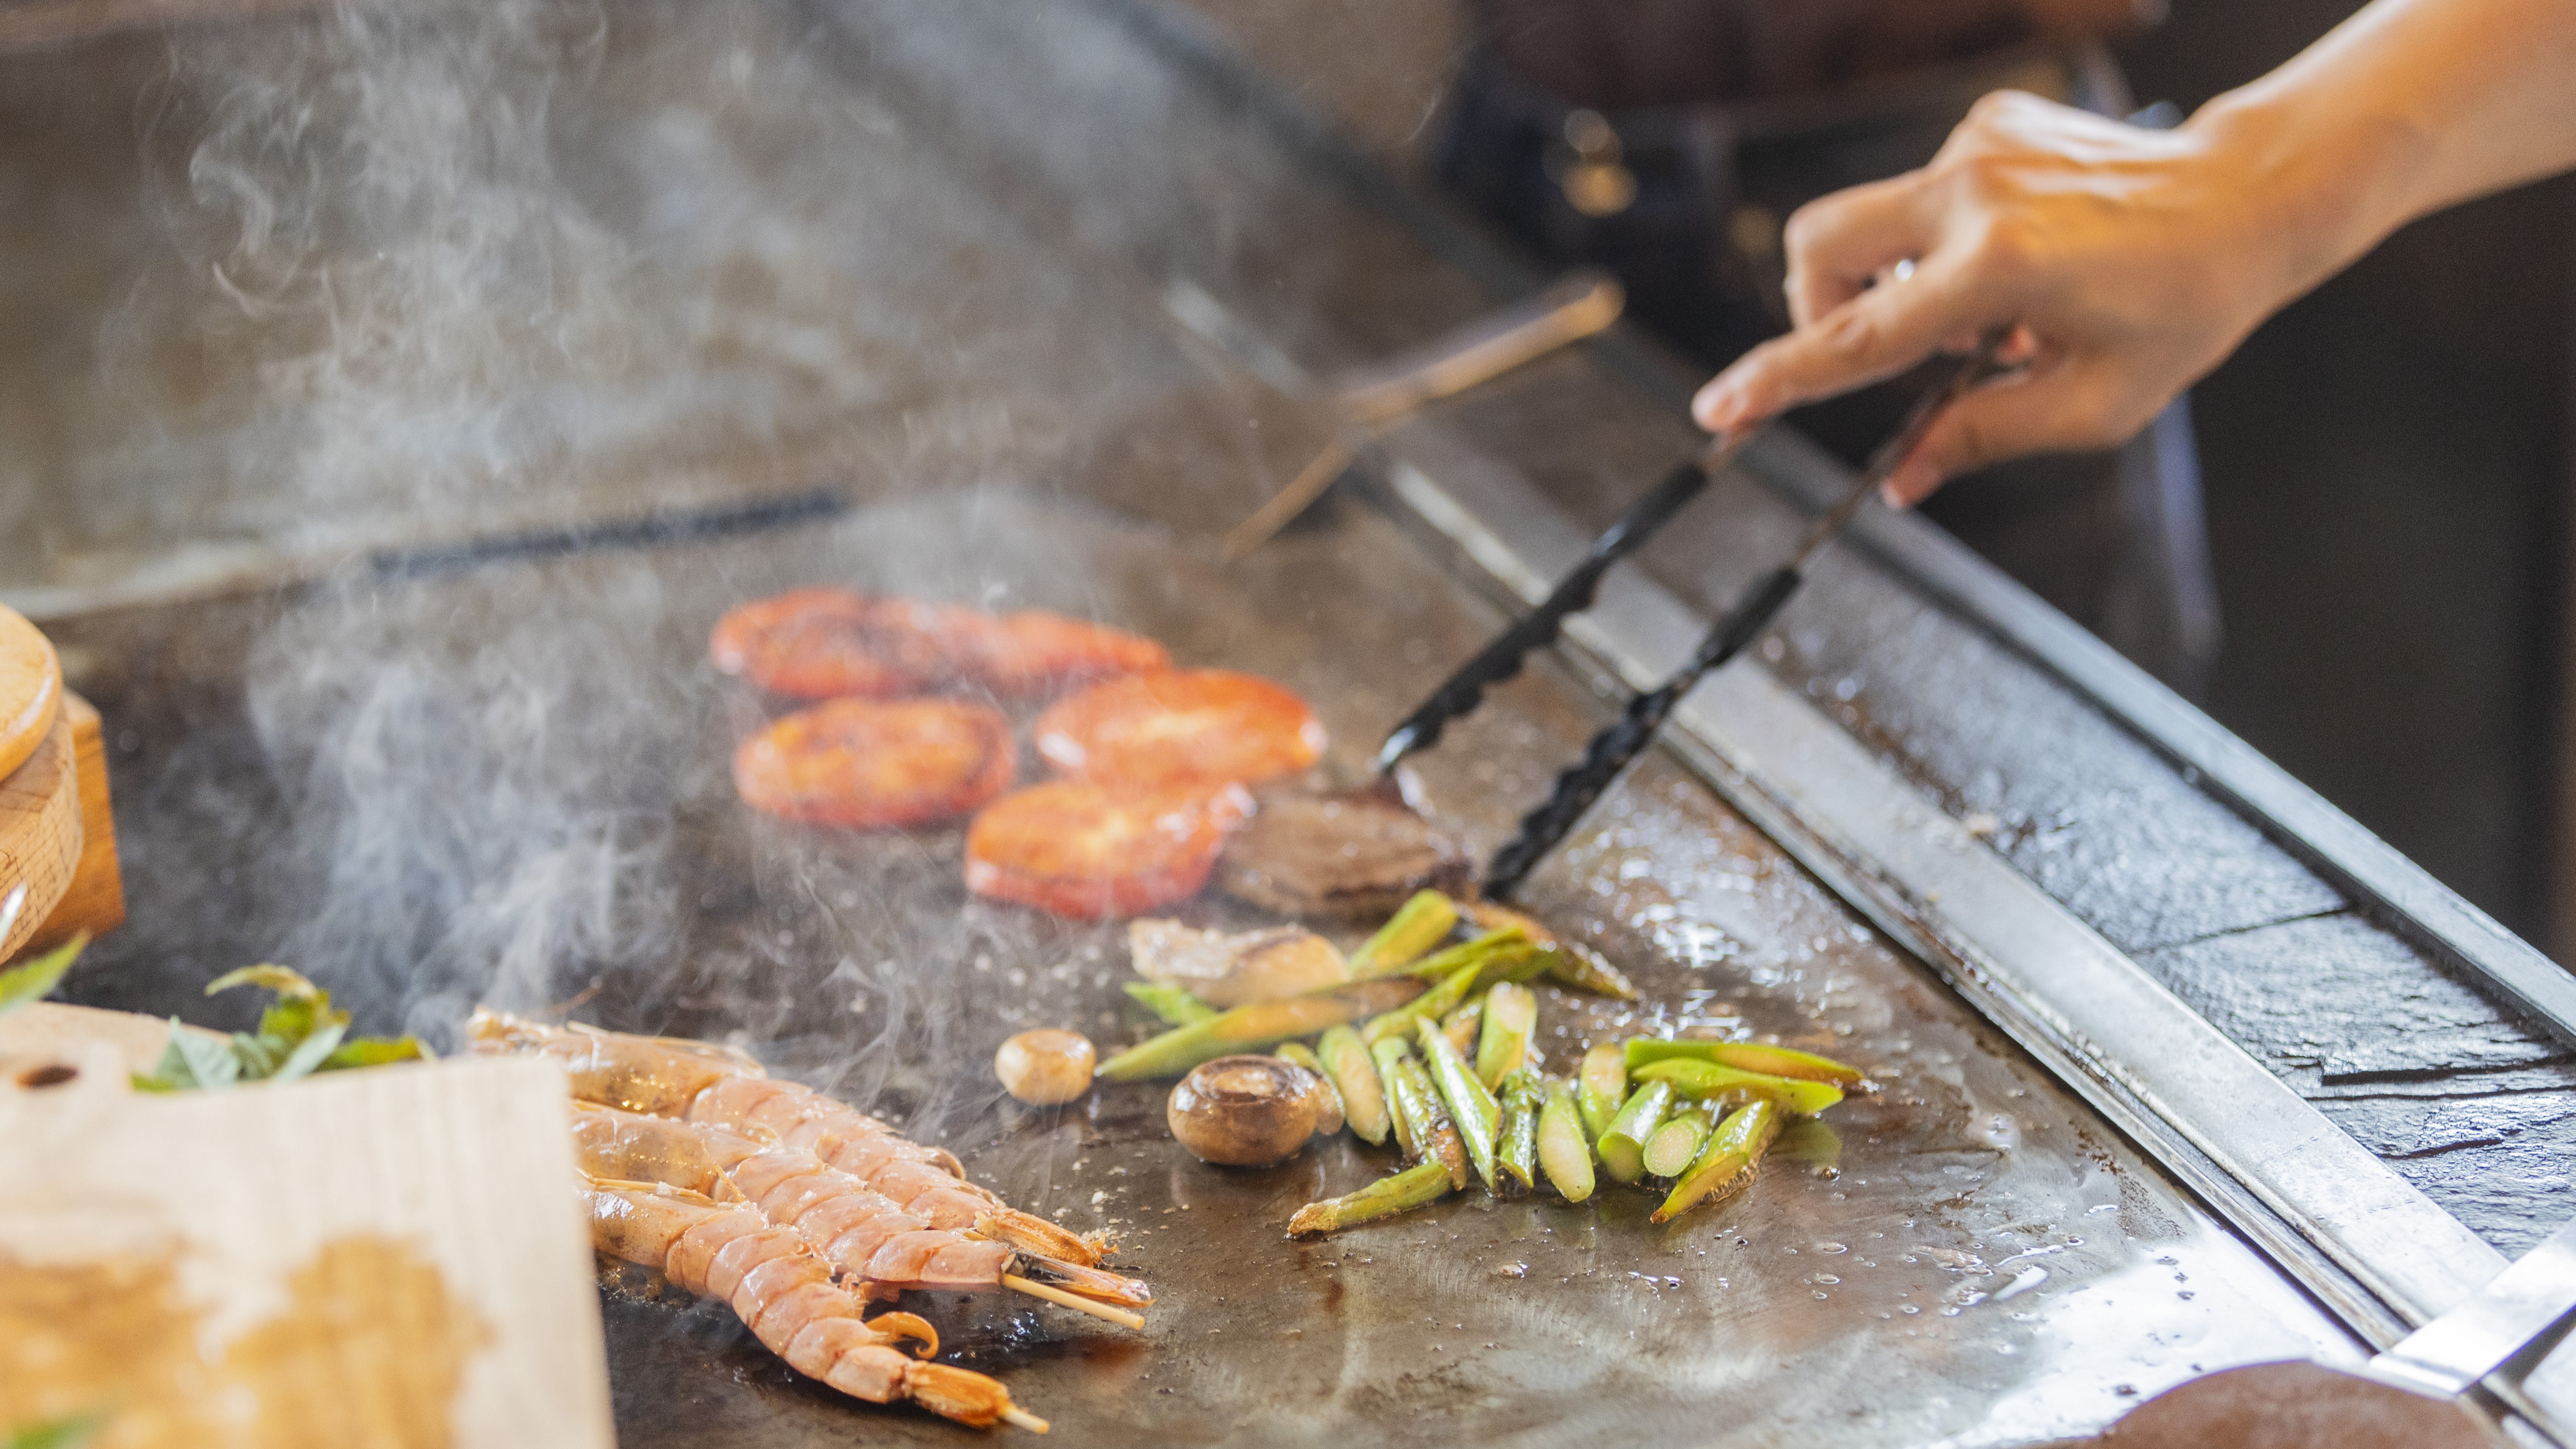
[2194,0,2576,303]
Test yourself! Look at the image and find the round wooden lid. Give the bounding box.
[0,605,61,786]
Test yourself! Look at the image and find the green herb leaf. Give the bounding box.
[231,1031,284,1079]
[166,1020,241,1091]
[8,1410,106,1449]
[322,1035,429,1071]
[271,1021,348,1082]
[205,964,323,1002]
[0,933,86,1017]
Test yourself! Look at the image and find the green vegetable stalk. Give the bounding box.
[1496,1071,1541,1192]
[1440,999,1481,1058]
[1370,1037,1425,1160]
[1274,1040,1343,1129]
[1629,1058,1845,1116]
[1346,890,1460,978]
[1641,1101,1715,1178]
[1577,1041,1628,1140]
[1122,981,1219,1027]
[1537,1079,1596,1203]
[1596,1080,1675,1185]
[1319,1025,1392,1146]
[1623,1037,1863,1085]
[1286,1160,1455,1236]
[1461,899,1640,1000]
[1417,1019,1502,1192]
[1385,927,1545,990]
[1475,981,1538,1089]
[1653,1099,1783,1222]
[1359,959,1483,1045]
[1098,978,1421,1081]
[1386,1045,1469,1190]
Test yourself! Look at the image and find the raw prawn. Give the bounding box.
[580,1175,1044,1432]
[467,1009,1105,1266]
[571,1103,1148,1312]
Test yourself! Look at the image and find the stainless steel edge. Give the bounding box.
[1728,426,2576,1057]
[1369,421,2511,1343]
[1099,0,2576,1057]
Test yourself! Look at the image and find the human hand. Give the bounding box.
[1691,90,2321,506]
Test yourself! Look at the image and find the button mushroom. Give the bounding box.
[1167,1055,1332,1166]
[995,1029,1096,1105]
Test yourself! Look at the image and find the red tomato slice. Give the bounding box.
[735,698,1016,828]
[709,589,922,701]
[972,611,1172,698]
[1034,669,1325,787]
[964,780,1254,918]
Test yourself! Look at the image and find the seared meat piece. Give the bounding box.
[1215,785,1471,919]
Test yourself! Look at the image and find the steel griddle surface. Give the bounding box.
[59,489,2351,1446]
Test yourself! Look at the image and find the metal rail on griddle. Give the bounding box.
[1479,335,2009,897]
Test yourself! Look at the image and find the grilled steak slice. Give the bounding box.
[1216,785,1470,919]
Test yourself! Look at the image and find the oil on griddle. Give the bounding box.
[14,0,2354,1442]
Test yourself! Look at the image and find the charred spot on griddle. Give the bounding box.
[1214,782,1470,919]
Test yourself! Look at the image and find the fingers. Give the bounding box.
[1879,360,2144,508]
[1695,248,1993,433]
[1780,175,1935,329]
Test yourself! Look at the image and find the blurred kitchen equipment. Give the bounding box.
[1219,269,1623,559]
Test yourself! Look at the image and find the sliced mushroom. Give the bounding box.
[1127,919,1347,1008]
[1167,1055,1326,1166]
[995,1029,1096,1105]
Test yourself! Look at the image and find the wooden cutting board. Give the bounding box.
[0,605,59,786]
[0,708,79,961]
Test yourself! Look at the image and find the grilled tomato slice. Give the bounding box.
[709,588,920,700]
[974,611,1171,698]
[735,697,1016,828]
[1034,669,1324,787]
[964,780,1254,918]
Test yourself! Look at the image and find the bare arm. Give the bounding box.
[1692,0,2576,505]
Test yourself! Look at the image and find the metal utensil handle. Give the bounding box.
[1375,431,1747,774]
[1483,562,1799,897]
[1481,336,2008,899]
[2370,1215,2576,1400]
[1334,271,1625,424]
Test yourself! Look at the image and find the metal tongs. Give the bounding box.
[1376,332,2014,899]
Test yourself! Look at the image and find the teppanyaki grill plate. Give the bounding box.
[52,487,2353,1446]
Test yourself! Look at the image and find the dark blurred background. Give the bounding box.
[1170,0,2576,958]
[2115,4,2575,954]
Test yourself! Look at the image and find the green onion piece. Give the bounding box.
[1537,1078,1596,1203]
[1623,1037,1863,1085]
[1416,1018,1502,1192]
[1318,1025,1391,1146]
[1098,979,1421,1081]
[1123,981,1220,1026]
[1653,1099,1784,1222]
[1287,1160,1455,1236]
[1475,982,1538,1090]
[1629,1058,1845,1116]
[1347,891,1461,978]
[1596,1080,1674,1185]
[1577,1042,1629,1141]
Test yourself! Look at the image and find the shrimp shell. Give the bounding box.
[473,1008,1106,1267]
[580,1176,1022,1429]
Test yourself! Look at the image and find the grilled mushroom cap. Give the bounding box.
[1167,1055,1324,1166]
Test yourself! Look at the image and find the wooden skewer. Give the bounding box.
[1002,1406,1052,1434]
[1002,1273,1147,1331]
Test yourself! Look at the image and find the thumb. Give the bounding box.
[1880,363,2124,508]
